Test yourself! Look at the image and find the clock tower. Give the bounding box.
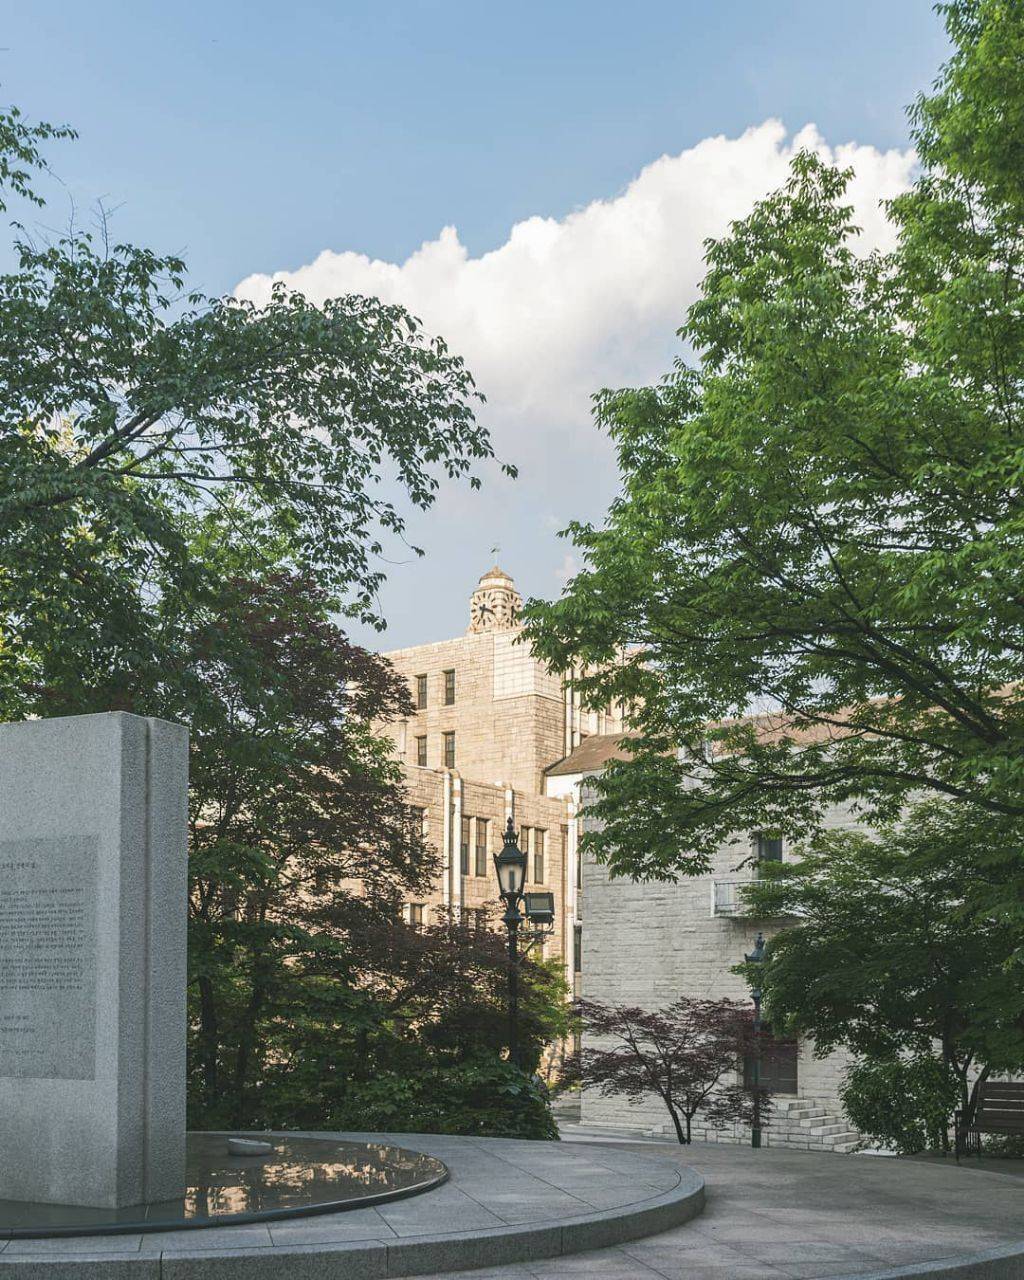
[467,565,523,634]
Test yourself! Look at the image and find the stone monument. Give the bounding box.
[0,712,188,1208]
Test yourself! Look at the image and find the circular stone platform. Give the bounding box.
[0,1135,448,1237]
[0,1133,705,1277]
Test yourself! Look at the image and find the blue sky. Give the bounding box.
[2,1,949,647]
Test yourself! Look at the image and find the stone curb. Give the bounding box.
[0,1167,704,1279]
[855,1243,1024,1280]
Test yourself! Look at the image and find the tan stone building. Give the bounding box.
[376,569,864,1148]
[378,566,624,988]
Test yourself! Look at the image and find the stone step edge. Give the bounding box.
[0,1170,707,1280]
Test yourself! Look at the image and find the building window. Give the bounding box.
[416,735,427,767]
[475,818,489,876]
[573,925,582,973]
[444,668,456,705]
[533,829,546,884]
[443,731,456,769]
[744,1030,798,1094]
[460,816,471,875]
[756,833,783,862]
[409,806,428,841]
[415,674,428,709]
[408,903,425,928]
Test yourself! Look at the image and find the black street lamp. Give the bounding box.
[493,818,527,1068]
[744,931,767,1150]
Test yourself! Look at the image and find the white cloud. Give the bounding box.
[555,552,579,588]
[234,120,916,647]
[235,120,914,471]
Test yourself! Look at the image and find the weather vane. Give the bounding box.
[490,543,501,560]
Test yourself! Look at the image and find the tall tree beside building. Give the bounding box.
[524,0,1024,886]
[147,523,561,1135]
[742,800,1024,1150]
[0,102,562,1136]
[0,101,504,721]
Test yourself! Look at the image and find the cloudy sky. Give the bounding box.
[3,1,947,648]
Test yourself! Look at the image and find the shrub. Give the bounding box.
[840,1056,960,1154]
[322,1057,558,1140]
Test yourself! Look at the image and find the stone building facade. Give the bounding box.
[567,753,862,1151]
[377,566,623,991]
[376,569,862,1149]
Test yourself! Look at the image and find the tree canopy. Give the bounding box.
[743,801,1024,1123]
[0,102,505,718]
[524,0,1024,880]
[0,100,564,1140]
[741,799,1024,1147]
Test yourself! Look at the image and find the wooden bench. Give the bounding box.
[955,1080,1024,1160]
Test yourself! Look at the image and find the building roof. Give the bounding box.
[544,733,631,777]
[543,711,845,779]
[479,564,513,584]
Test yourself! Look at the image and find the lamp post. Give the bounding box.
[493,818,527,1069]
[744,931,766,1150]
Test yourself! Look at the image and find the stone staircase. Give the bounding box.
[769,1096,862,1153]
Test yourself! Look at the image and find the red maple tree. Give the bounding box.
[566,996,771,1144]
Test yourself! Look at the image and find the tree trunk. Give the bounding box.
[231,936,274,1127]
[965,1065,990,1129]
[197,973,220,1108]
[665,1101,687,1144]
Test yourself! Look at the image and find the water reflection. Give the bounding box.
[0,1135,448,1237]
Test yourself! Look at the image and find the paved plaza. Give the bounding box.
[0,1133,1020,1278]
[425,1138,1024,1280]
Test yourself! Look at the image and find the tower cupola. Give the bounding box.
[468,565,523,633]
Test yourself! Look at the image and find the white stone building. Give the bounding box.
[548,738,863,1152]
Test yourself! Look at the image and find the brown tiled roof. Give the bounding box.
[708,709,844,747]
[544,734,632,776]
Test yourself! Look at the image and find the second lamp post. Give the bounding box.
[744,931,767,1149]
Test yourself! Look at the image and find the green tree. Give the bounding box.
[259,909,567,1139]
[741,801,1024,1145]
[524,0,1024,882]
[840,1057,961,1155]
[0,102,504,718]
[154,548,430,1126]
[145,520,563,1137]
[0,101,561,1140]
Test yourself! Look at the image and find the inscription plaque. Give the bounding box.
[0,835,98,1080]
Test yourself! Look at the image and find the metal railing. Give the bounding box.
[711,878,800,919]
[711,879,754,917]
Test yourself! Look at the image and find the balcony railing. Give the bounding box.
[711,879,754,917]
[711,878,800,919]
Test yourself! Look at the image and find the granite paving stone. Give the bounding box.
[3,1132,1021,1279]
[158,1241,386,1280]
[0,1235,144,1255]
[267,1221,395,1247]
[0,1259,160,1279]
[139,1225,274,1252]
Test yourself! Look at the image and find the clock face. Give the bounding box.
[469,585,521,630]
